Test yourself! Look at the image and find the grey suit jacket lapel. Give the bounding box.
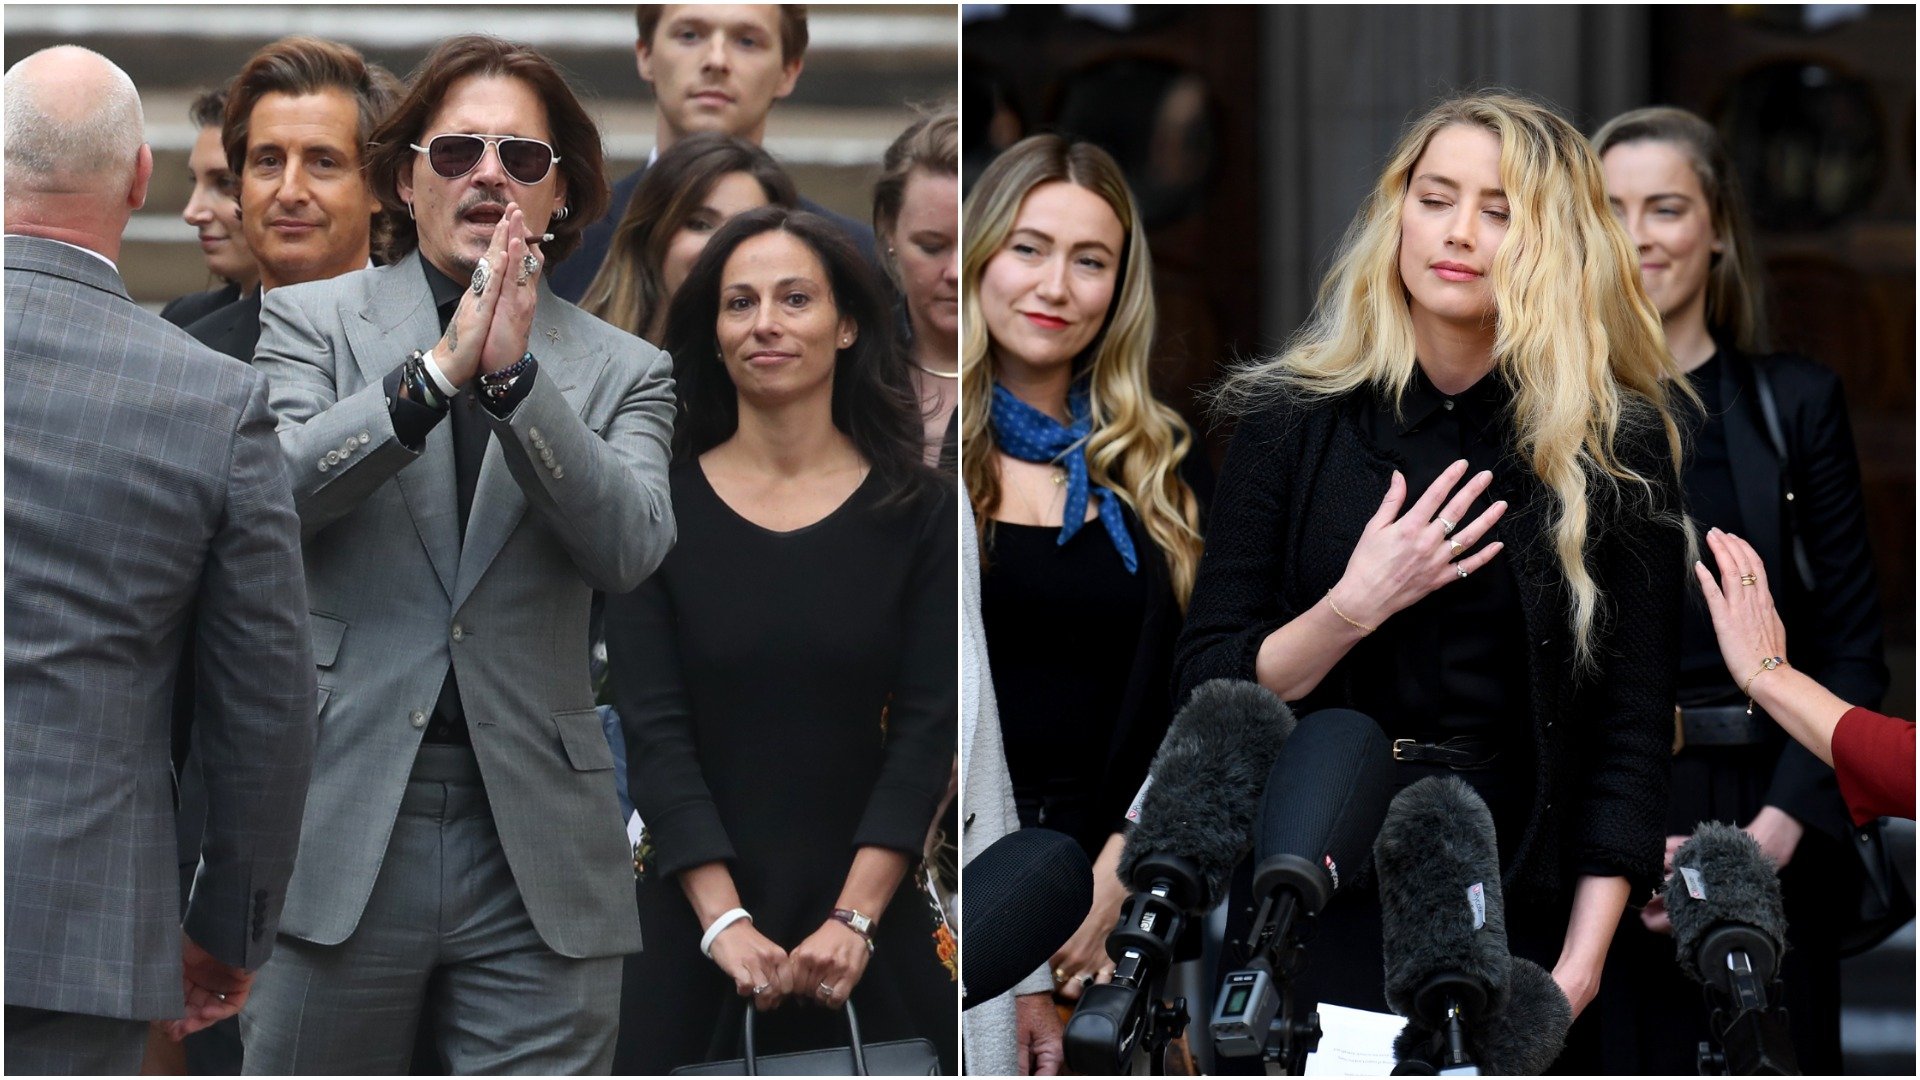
[451,288,607,611]
[343,252,460,599]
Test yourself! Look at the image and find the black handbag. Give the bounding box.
[1751,361,1917,956]
[669,1000,942,1076]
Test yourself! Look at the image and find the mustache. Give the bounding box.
[457,192,511,216]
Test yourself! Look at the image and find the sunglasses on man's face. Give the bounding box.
[409,133,560,186]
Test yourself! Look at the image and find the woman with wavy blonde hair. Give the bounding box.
[960,134,1203,1034]
[1178,92,1691,1069]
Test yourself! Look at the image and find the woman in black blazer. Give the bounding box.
[1593,105,1887,1075]
[1177,93,1693,1071]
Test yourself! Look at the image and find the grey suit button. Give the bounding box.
[552,466,564,480]
[451,623,465,642]
[318,460,330,472]
[325,450,341,465]
[540,449,555,465]
[529,427,543,441]
[410,709,426,728]
[359,432,371,444]
[341,438,358,454]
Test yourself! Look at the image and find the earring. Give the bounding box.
[405,201,414,221]
[553,205,570,222]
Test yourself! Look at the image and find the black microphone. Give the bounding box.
[1117,678,1298,911]
[1069,679,1296,1075]
[1665,822,1797,1075]
[959,828,1092,1011]
[1212,709,1394,1066]
[1376,775,1511,1075]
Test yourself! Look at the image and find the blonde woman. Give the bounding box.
[1593,105,1887,1076]
[1177,93,1692,1069]
[961,135,1204,1010]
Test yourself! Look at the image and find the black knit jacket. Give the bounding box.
[1174,386,1687,903]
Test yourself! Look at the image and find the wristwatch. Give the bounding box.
[831,907,876,953]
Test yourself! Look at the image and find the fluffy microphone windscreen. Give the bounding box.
[1254,708,1394,897]
[1473,956,1571,1075]
[1118,679,1296,910]
[960,828,1092,1009]
[1664,821,1787,987]
[1376,775,1510,1023]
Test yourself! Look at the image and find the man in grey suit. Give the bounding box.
[237,35,675,1074]
[3,46,317,1075]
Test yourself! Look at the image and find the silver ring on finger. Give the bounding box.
[1436,515,1458,535]
[1456,564,1470,579]
[517,252,539,285]
[469,259,491,296]
[817,981,836,1001]
[753,983,770,995]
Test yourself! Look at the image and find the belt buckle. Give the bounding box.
[1392,738,1416,762]
[1673,705,1686,755]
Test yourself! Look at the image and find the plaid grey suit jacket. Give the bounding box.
[3,235,317,1020]
[255,252,675,958]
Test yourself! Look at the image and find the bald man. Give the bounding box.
[4,46,316,1075]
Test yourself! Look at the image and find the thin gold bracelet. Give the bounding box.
[1325,590,1374,635]
[1743,656,1786,715]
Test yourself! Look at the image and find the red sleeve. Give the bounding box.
[1831,706,1917,826]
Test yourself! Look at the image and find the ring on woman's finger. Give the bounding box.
[753,983,770,995]
[817,981,836,1000]
[1437,515,1458,535]
[1053,967,1067,983]
[1079,974,1094,988]
[1456,564,1470,579]
[1448,538,1464,556]
[1739,573,1757,586]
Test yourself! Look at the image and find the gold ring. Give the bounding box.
[1448,539,1463,555]
[1739,573,1757,586]
[1053,967,1067,983]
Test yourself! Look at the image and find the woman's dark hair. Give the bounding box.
[365,34,608,265]
[580,132,797,341]
[663,206,934,501]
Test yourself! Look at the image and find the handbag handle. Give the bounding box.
[740,999,868,1076]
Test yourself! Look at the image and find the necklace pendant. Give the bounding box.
[1051,467,1066,486]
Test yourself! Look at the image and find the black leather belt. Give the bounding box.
[1391,736,1500,770]
[1675,704,1769,750]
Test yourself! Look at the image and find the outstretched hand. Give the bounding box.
[1329,460,1508,628]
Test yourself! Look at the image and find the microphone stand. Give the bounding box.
[1064,855,1196,1075]
[1695,938,1798,1076]
[1210,854,1326,1073]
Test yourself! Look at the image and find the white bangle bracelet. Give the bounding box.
[419,348,459,399]
[700,907,752,958]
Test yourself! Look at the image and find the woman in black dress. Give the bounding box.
[960,134,1205,1002]
[604,207,957,1072]
[1177,93,1693,1071]
[1593,105,1887,1075]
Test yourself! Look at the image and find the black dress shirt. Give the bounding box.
[1676,352,1746,704]
[1331,366,1529,745]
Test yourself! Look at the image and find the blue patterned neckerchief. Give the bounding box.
[989,381,1139,574]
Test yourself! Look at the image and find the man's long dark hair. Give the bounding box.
[662,206,935,502]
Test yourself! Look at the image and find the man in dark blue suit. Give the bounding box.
[548,3,876,303]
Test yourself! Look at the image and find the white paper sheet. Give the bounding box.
[1301,1002,1407,1075]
